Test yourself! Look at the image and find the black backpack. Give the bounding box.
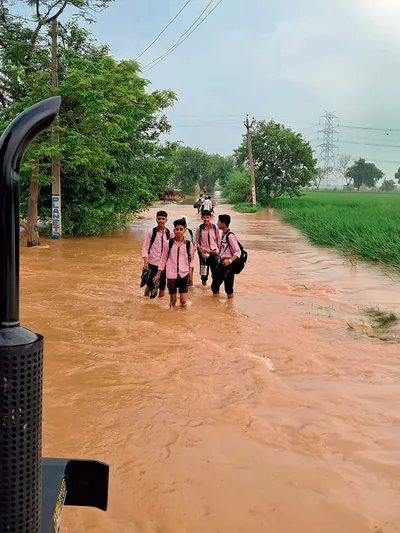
[226,231,248,275]
[168,238,192,263]
[148,227,170,254]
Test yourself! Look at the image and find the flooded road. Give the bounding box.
[20,203,400,533]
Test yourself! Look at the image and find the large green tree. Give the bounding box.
[234,120,317,202]
[345,158,384,189]
[222,171,251,204]
[171,146,210,194]
[380,179,396,192]
[0,2,177,242]
[171,148,234,194]
[208,154,236,188]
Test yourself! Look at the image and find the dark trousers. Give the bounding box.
[147,263,166,291]
[211,262,235,296]
[198,251,217,282]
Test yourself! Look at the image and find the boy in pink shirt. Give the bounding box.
[195,209,221,287]
[155,218,195,309]
[141,210,173,298]
[211,214,241,299]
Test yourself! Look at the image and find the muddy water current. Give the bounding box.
[20,202,400,533]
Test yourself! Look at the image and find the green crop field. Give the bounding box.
[273,191,400,270]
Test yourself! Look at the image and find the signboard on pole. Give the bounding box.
[52,194,61,240]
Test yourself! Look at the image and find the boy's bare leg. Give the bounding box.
[228,293,234,299]
[144,287,150,297]
[170,294,177,308]
[158,290,165,298]
[180,293,188,308]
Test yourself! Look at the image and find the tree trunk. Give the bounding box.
[25,166,41,247]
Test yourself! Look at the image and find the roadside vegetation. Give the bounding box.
[347,306,399,343]
[274,192,400,270]
[233,203,262,213]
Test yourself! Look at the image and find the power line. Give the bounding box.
[142,0,222,73]
[338,139,400,149]
[135,0,192,61]
[349,157,400,165]
[339,124,400,133]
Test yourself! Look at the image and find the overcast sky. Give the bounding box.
[89,0,400,183]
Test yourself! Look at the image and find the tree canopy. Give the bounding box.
[171,147,235,194]
[0,1,177,239]
[345,158,384,189]
[380,179,397,192]
[336,155,352,188]
[222,171,251,204]
[234,120,317,202]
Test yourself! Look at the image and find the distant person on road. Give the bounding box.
[155,218,195,309]
[211,214,241,300]
[195,209,220,287]
[194,194,204,214]
[202,196,212,214]
[141,210,173,299]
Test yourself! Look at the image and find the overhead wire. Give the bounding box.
[339,124,400,133]
[135,0,192,61]
[337,139,400,149]
[142,0,222,73]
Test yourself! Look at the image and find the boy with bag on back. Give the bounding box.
[195,209,221,287]
[211,214,243,300]
[154,218,195,309]
[141,210,173,298]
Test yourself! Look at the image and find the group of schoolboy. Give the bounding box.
[194,193,214,215]
[141,208,242,308]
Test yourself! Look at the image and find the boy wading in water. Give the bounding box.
[155,219,195,308]
[181,215,196,286]
[141,210,172,298]
[212,214,241,299]
[195,209,221,287]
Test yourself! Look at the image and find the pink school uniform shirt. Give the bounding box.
[219,231,241,260]
[141,228,174,266]
[195,224,221,252]
[158,239,195,280]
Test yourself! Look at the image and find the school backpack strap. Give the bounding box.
[167,238,192,265]
[149,227,170,254]
[167,237,175,258]
[188,228,193,239]
[186,239,192,264]
[148,227,158,255]
[226,231,248,275]
[199,223,217,240]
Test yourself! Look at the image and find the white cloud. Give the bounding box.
[356,0,400,39]
[223,0,400,119]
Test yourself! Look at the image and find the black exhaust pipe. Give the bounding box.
[0,97,109,533]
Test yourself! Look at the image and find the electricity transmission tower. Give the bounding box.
[317,111,339,188]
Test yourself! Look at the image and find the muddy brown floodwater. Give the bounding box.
[20,202,400,533]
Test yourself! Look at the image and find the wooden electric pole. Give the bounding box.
[244,115,257,206]
[50,18,61,239]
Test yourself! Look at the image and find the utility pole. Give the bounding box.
[51,18,61,239]
[244,115,257,205]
